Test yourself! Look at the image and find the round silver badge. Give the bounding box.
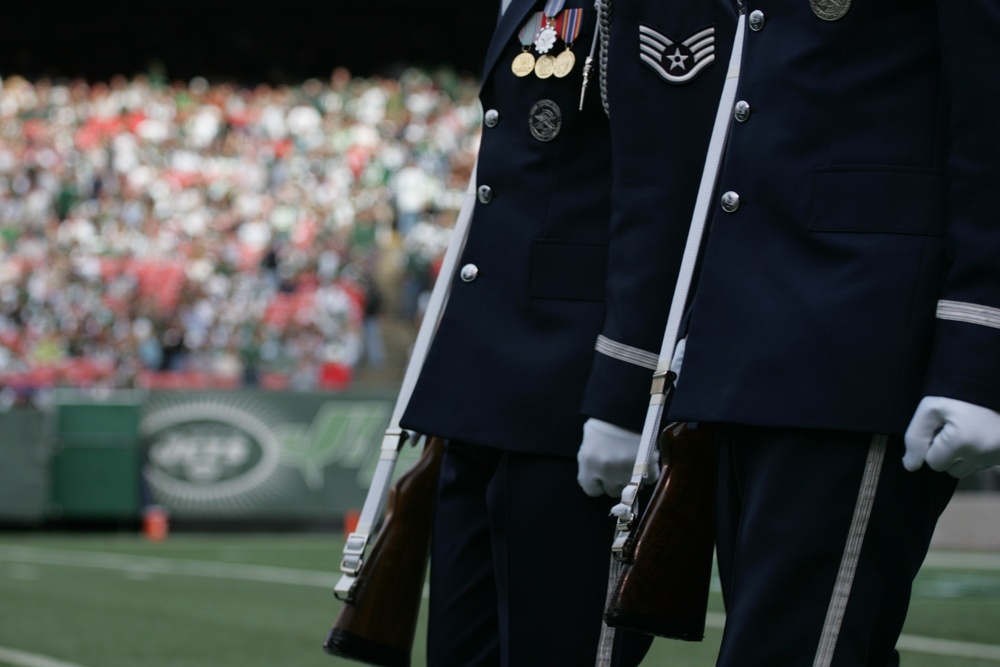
[529,99,563,142]
[810,0,850,21]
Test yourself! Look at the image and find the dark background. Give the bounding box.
[1,1,499,84]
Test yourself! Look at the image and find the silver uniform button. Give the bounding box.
[734,100,751,122]
[721,191,741,213]
[749,10,765,31]
[460,263,479,282]
[477,185,493,204]
[484,109,500,127]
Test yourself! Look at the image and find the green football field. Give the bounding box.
[0,533,998,667]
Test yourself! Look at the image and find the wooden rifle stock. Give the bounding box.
[604,422,717,640]
[323,436,445,666]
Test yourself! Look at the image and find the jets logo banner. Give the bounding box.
[639,25,716,84]
[140,391,392,518]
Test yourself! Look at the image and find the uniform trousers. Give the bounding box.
[713,424,958,667]
[428,440,653,667]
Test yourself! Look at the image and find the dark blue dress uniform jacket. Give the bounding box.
[580,0,738,427]
[401,0,733,456]
[402,0,614,456]
[668,0,1000,435]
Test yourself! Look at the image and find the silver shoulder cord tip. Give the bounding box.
[579,0,602,111]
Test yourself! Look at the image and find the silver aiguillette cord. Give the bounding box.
[579,1,601,110]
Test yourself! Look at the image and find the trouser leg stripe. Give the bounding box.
[812,435,887,667]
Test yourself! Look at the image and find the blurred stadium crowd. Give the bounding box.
[0,68,482,406]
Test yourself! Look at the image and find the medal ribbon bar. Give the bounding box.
[556,7,583,45]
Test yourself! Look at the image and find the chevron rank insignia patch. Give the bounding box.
[639,25,716,84]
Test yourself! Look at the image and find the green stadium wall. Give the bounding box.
[0,389,404,526]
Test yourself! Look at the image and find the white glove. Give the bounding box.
[577,418,658,497]
[903,396,1000,478]
[669,337,686,384]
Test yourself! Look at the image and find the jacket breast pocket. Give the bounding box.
[808,167,945,236]
[528,240,608,302]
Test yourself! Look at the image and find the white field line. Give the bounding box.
[0,646,90,667]
[3,545,1000,661]
[704,612,1000,661]
[0,544,338,589]
[896,635,1000,661]
[921,550,1000,571]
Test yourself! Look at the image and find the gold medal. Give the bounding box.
[534,54,556,79]
[512,51,536,77]
[810,0,850,20]
[514,12,544,76]
[553,49,576,78]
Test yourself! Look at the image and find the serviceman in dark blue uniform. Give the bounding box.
[399,0,734,664]
[657,1,1000,665]
[576,0,737,500]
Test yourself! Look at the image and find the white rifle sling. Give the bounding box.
[334,164,478,600]
[595,11,746,665]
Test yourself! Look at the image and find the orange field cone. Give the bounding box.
[343,508,360,535]
[142,505,170,542]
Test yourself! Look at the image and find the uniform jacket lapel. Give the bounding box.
[482,0,538,79]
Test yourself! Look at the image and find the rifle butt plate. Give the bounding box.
[323,627,410,666]
[603,609,705,642]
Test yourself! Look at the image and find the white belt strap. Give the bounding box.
[595,10,746,663]
[334,164,477,599]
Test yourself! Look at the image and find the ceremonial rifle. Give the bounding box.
[322,167,477,667]
[595,9,747,661]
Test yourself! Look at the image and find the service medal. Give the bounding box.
[512,51,537,77]
[514,12,544,77]
[535,0,566,54]
[535,25,558,54]
[810,0,850,20]
[534,54,556,79]
[553,8,582,78]
[553,49,576,78]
